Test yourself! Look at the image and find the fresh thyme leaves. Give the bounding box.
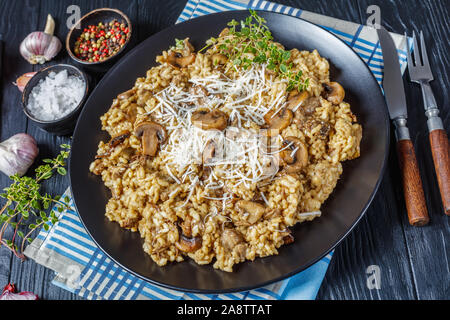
[0,144,71,259]
[201,9,310,92]
[170,38,187,53]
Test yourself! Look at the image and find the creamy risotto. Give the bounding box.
[90,12,362,272]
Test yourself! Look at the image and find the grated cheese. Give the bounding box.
[146,63,292,196]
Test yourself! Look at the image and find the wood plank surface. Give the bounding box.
[0,0,448,300]
[0,0,42,296]
[317,0,450,300]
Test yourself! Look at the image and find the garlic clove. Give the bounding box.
[0,133,39,177]
[43,14,56,36]
[14,72,37,92]
[19,14,62,65]
[43,36,62,61]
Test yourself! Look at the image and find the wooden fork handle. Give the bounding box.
[429,129,450,215]
[396,138,430,226]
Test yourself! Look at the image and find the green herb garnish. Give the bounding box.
[0,144,72,259]
[172,38,185,51]
[201,9,310,92]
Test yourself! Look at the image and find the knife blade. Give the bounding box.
[377,27,408,121]
[377,26,429,226]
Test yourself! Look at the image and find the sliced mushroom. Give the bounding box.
[191,109,228,131]
[263,108,293,136]
[134,121,167,156]
[117,88,136,100]
[283,232,294,245]
[234,243,247,260]
[167,38,196,68]
[212,53,228,65]
[167,51,196,68]
[236,200,265,224]
[303,96,321,115]
[322,82,345,105]
[221,228,244,251]
[201,166,212,181]
[280,136,308,173]
[124,103,138,123]
[292,96,321,128]
[180,215,193,238]
[176,234,202,253]
[286,90,309,111]
[202,140,216,164]
[109,132,130,148]
[183,38,195,56]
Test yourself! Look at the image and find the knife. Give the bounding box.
[377,27,429,226]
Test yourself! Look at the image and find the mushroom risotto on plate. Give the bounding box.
[89,11,362,272]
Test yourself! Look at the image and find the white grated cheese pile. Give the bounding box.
[144,63,293,191]
[26,69,85,121]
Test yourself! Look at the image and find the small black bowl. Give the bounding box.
[22,64,89,136]
[66,8,132,73]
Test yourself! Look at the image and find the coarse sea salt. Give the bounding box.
[26,69,85,121]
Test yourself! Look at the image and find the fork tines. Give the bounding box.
[406,30,433,82]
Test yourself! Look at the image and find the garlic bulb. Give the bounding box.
[19,14,61,64]
[0,283,38,300]
[14,72,37,92]
[0,133,39,177]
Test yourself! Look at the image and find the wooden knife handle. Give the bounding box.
[397,139,430,226]
[429,129,450,215]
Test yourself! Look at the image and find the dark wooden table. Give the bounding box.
[0,0,448,300]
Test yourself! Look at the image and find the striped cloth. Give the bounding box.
[25,188,332,300]
[24,0,409,300]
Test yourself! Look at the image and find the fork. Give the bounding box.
[407,31,450,215]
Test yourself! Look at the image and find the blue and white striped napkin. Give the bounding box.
[24,0,409,300]
[25,188,332,300]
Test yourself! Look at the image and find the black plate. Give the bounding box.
[70,10,389,293]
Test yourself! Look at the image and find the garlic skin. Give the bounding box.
[19,14,61,64]
[0,290,38,300]
[0,133,39,177]
[0,283,38,300]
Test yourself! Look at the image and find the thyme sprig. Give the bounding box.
[0,144,71,259]
[201,9,310,92]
